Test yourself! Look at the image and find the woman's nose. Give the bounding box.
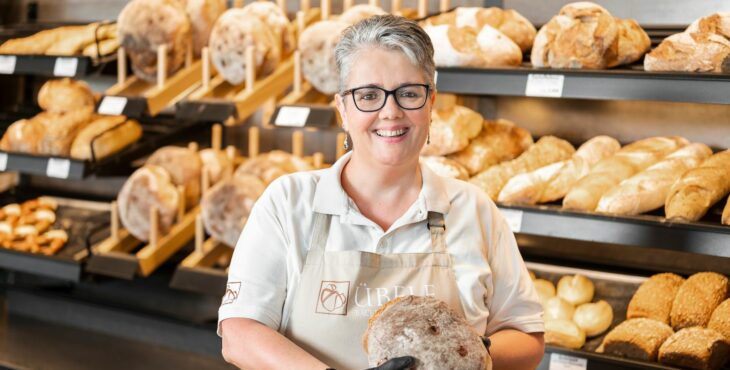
[379,94,403,119]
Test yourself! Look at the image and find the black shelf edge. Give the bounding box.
[96,96,149,119]
[170,266,226,296]
[175,100,237,123]
[499,205,730,258]
[85,253,139,280]
[436,66,730,105]
[539,346,680,370]
[0,55,92,77]
[1,152,87,179]
[0,248,81,281]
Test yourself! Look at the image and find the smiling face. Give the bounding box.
[335,46,436,168]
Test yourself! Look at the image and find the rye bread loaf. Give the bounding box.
[601,318,674,361]
[146,146,203,209]
[298,20,349,95]
[201,175,265,247]
[185,0,226,56]
[659,327,730,370]
[671,272,729,330]
[117,165,179,242]
[627,273,685,324]
[448,118,533,175]
[363,295,491,370]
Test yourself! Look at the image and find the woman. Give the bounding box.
[219,15,544,370]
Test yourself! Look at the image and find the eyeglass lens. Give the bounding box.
[352,85,428,112]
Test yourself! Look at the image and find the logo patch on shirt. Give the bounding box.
[222,282,241,305]
[316,281,350,315]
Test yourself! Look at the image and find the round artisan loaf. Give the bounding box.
[117,165,179,242]
[37,78,95,113]
[363,295,491,370]
[146,146,202,209]
[240,1,295,54]
[185,0,226,56]
[424,24,486,68]
[0,118,46,154]
[299,20,349,95]
[117,0,191,82]
[209,8,281,85]
[453,7,536,52]
[198,148,233,185]
[338,4,386,25]
[420,156,469,180]
[234,150,312,185]
[201,174,266,247]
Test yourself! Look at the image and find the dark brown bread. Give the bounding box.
[659,327,730,370]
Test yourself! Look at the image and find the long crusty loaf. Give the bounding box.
[597,143,712,215]
[469,136,575,200]
[670,272,729,331]
[600,318,674,361]
[563,136,688,211]
[70,116,142,161]
[659,327,730,370]
[448,118,533,175]
[627,273,685,324]
[498,135,620,204]
[666,149,730,222]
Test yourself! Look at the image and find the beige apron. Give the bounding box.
[283,211,465,369]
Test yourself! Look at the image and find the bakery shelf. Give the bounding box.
[0,54,95,77]
[436,66,730,105]
[539,348,680,370]
[499,204,730,259]
[170,266,227,296]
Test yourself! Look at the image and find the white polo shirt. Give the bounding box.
[218,152,544,337]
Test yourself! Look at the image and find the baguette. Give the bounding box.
[447,118,533,175]
[666,149,730,221]
[563,136,688,212]
[70,116,142,160]
[597,143,712,215]
[498,135,620,204]
[469,136,575,200]
[45,23,101,56]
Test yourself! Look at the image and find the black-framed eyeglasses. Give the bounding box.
[340,84,431,112]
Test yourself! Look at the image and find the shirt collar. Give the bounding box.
[312,151,452,216]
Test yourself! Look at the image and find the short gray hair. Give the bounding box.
[334,14,435,93]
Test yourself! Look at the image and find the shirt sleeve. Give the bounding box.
[217,180,290,336]
[484,203,544,336]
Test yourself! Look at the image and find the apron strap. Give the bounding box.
[427,211,447,253]
[309,212,332,253]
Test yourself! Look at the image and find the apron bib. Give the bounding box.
[283,211,465,369]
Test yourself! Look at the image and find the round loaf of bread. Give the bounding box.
[37,78,95,113]
[420,156,469,180]
[185,0,226,56]
[557,274,595,306]
[363,295,490,370]
[338,4,386,25]
[201,174,266,247]
[544,296,575,321]
[424,24,487,68]
[573,300,613,337]
[209,9,281,85]
[241,1,295,54]
[234,150,312,185]
[199,148,233,185]
[146,146,202,209]
[117,165,179,242]
[475,25,522,67]
[454,7,536,53]
[299,20,349,95]
[117,0,191,82]
[0,118,46,154]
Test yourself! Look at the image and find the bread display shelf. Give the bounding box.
[169,233,230,296]
[499,204,730,259]
[541,347,681,370]
[436,66,730,105]
[0,55,94,77]
[0,196,109,282]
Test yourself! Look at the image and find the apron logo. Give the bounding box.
[222,282,241,305]
[316,281,350,315]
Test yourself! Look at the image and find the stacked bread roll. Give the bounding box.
[600,271,730,370]
[531,2,650,69]
[645,13,730,73]
[422,7,535,68]
[0,79,141,160]
[0,22,118,57]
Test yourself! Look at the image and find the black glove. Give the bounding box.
[366,356,415,370]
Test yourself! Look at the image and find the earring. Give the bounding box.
[343,134,350,151]
[427,131,430,145]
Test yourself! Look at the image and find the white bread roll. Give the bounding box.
[338,4,386,25]
[209,9,281,85]
[596,143,712,215]
[665,150,730,221]
[573,300,613,337]
[448,118,533,175]
[421,105,483,156]
[70,116,142,160]
[117,165,180,242]
[37,78,95,113]
[533,278,556,306]
[241,1,295,55]
[498,135,620,204]
[544,296,575,321]
[475,25,522,67]
[557,274,594,306]
[0,118,46,154]
[185,0,226,56]
[117,0,191,82]
[146,146,202,208]
[420,156,469,180]
[298,20,349,95]
[470,136,575,200]
[201,174,265,247]
[563,136,689,212]
[545,319,586,349]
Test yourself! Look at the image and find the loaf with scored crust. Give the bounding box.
[666,150,730,222]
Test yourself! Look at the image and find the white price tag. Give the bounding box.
[525,74,564,98]
[0,55,17,74]
[275,106,310,127]
[53,57,78,77]
[46,158,71,179]
[549,353,587,370]
[97,96,128,115]
[499,208,523,233]
[0,153,7,171]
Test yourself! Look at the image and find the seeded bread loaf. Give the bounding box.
[363,295,491,370]
[659,327,730,370]
[600,318,674,361]
[627,273,685,324]
[709,299,730,344]
[671,272,729,330]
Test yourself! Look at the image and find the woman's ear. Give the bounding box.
[335,94,348,131]
[430,88,438,105]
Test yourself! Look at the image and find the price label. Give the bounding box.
[275,106,310,127]
[0,153,7,171]
[499,208,523,233]
[46,158,71,179]
[549,353,587,370]
[525,74,564,98]
[53,57,79,77]
[97,96,128,115]
[0,55,17,74]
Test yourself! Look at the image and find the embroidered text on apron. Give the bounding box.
[283,211,465,369]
